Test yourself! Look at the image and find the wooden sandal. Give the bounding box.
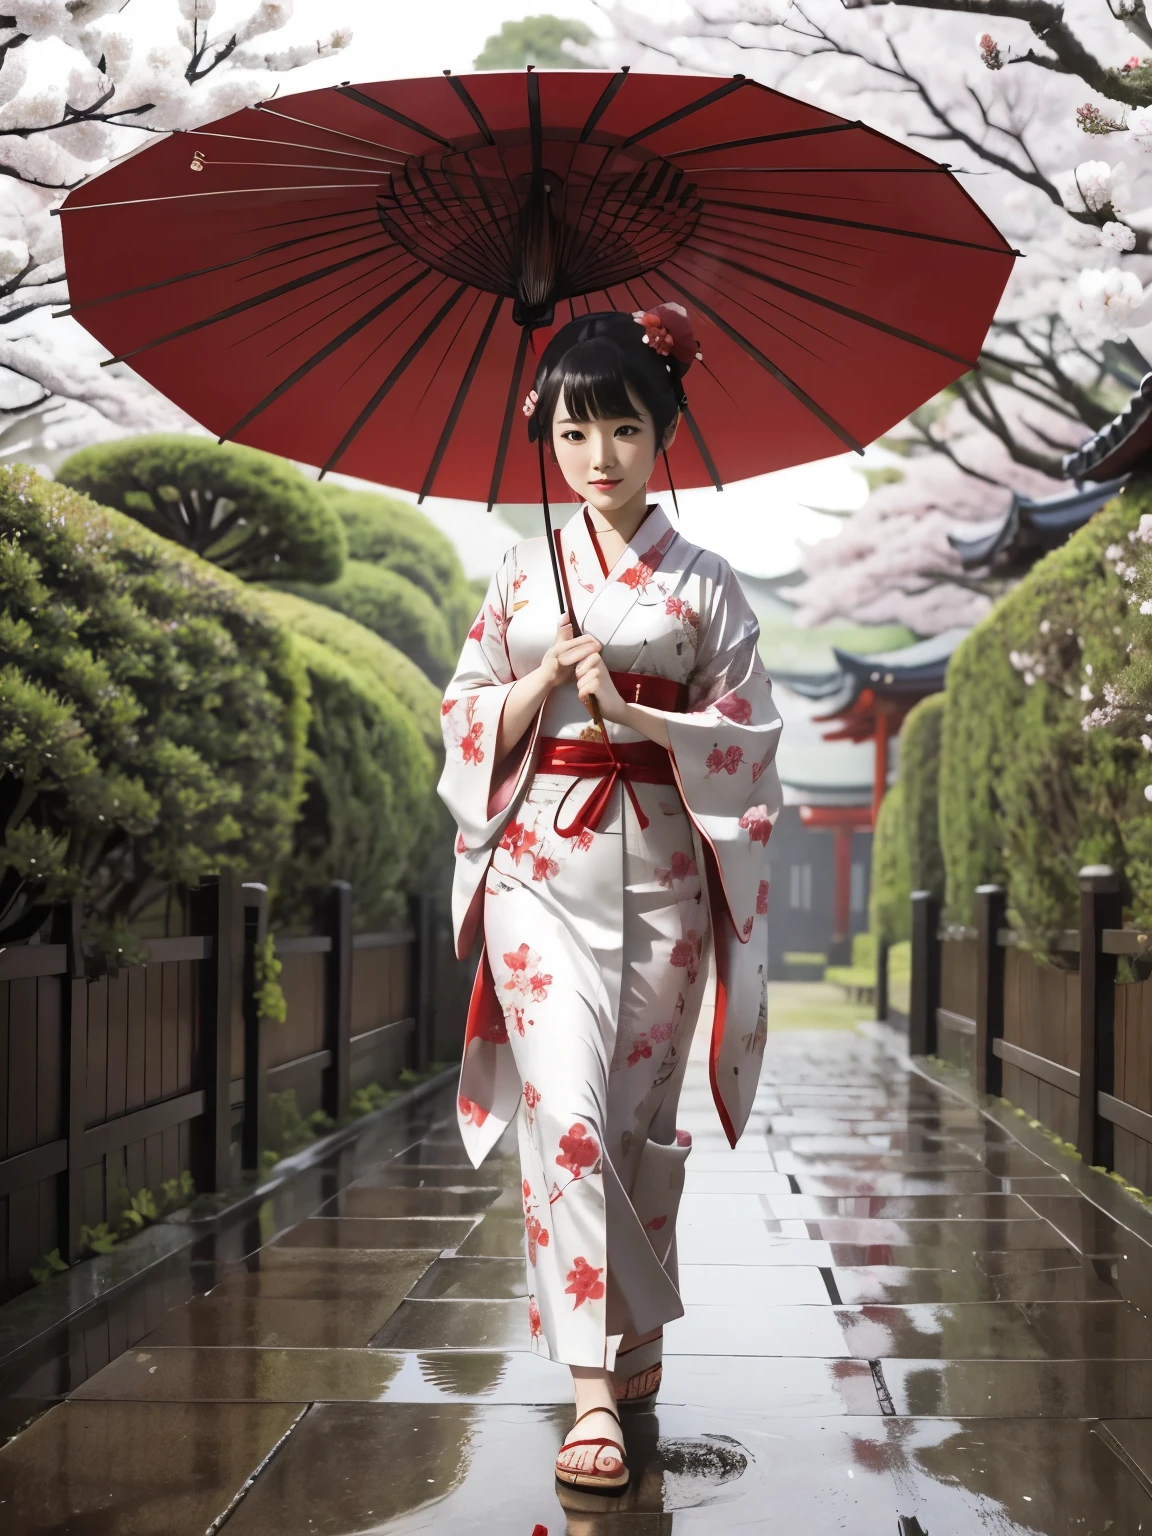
[612,1333,663,1410]
[554,1406,629,1494]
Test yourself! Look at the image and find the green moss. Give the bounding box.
[939,481,1151,944]
[268,559,455,685]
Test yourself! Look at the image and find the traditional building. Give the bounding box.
[948,478,1126,578]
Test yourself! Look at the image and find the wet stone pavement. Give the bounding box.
[4,1025,1152,1531]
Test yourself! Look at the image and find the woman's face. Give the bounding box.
[551,382,672,517]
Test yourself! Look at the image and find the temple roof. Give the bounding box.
[778,628,966,711]
[948,477,1127,574]
[1063,374,1152,483]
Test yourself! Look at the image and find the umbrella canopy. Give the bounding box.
[59,68,1015,505]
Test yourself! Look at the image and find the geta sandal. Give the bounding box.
[612,1333,663,1410]
[554,1405,629,1494]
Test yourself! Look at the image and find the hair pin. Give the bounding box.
[632,303,702,368]
[522,388,538,418]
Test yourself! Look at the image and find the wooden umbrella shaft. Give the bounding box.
[538,433,609,737]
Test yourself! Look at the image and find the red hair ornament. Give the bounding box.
[632,303,702,368]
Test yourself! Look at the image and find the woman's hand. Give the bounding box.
[574,649,626,724]
[540,614,601,692]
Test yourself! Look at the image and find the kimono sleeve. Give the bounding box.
[437,549,531,852]
[662,560,783,941]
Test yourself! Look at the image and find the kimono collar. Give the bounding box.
[559,501,679,637]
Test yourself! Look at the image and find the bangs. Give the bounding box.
[554,339,646,424]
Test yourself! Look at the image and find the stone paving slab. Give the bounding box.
[5,1023,1152,1531]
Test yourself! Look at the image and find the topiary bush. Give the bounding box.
[901,693,945,900]
[870,778,911,946]
[275,633,437,932]
[320,483,475,646]
[57,436,346,584]
[0,466,307,961]
[267,559,456,685]
[252,587,442,751]
[940,480,1152,946]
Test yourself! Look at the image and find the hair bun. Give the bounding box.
[631,303,702,370]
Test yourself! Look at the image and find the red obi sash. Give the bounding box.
[534,672,687,836]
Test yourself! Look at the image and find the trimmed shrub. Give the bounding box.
[0,467,307,960]
[268,560,456,685]
[320,484,475,645]
[57,436,346,584]
[275,633,436,932]
[869,779,911,946]
[901,693,945,899]
[940,481,1152,945]
[252,588,441,750]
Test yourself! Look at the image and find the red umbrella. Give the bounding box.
[58,68,1014,507]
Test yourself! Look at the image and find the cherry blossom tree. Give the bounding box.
[572,2,1152,630]
[0,1,350,437]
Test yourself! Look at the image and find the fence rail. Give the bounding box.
[0,874,467,1304]
[900,865,1152,1191]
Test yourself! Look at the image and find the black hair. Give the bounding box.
[527,311,688,455]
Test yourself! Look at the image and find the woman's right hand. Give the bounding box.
[538,613,601,692]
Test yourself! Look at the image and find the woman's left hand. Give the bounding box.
[574,650,627,724]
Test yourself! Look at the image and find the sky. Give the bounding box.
[283,0,865,578]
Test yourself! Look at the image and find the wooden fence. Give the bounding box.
[902,866,1152,1190]
[0,874,467,1304]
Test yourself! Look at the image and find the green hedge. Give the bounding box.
[275,634,436,931]
[901,693,945,899]
[320,484,475,646]
[252,588,442,751]
[58,436,346,584]
[267,560,456,685]
[869,778,911,946]
[940,481,1152,944]
[0,467,307,961]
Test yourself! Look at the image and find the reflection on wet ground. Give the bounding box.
[3,1027,1152,1531]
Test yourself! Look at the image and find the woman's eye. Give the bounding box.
[561,430,585,443]
[615,425,639,438]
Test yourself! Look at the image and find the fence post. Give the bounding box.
[1077,864,1122,1167]
[875,936,890,1023]
[909,890,940,1057]
[51,898,87,1263]
[975,884,1007,1097]
[191,870,242,1192]
[410,892,435,1074]
[240,883,269,1174]
[324,880,352,1122]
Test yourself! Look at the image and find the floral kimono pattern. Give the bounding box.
[439,502,782,1367]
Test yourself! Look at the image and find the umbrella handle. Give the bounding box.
[540,437,610,738]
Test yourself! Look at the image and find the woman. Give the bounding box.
[438,305,782,1495]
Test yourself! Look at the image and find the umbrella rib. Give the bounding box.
[59,217,381,316]
[528,69,542,178]
[101,247,391,366]
[191,157,387,176]
[218,265,436,439]
[670,122,855,158]
[651,260,836,360]
[463,148,517,264]
[697,213,866,271]
[444,72,496,146]
[690,165,954,175]
[656,267,865,455]
[419,293,505,501]
[619,76,750,148]
[488,324,534,510]
[687,246,977,366]
[703,195,1017,255]
[188,128,402,167]
[234,249,416,352]
[680,404,724,491]
[60,184,376,216]
[386,164,507,291]
[436,162,512,276]
[256,103,416,157]
[578,68,631,142]
[692,223,860,286]
[322,282,471,476]
[336,86,454,149]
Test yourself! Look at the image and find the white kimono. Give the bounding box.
[438,502,782,1367]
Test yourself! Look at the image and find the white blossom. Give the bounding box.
[1081,683,1094,701]
[1061,267,1147,343]
[1145,784,1152,801]
[1099,220,1137,252]
[1130,105,1152,154]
